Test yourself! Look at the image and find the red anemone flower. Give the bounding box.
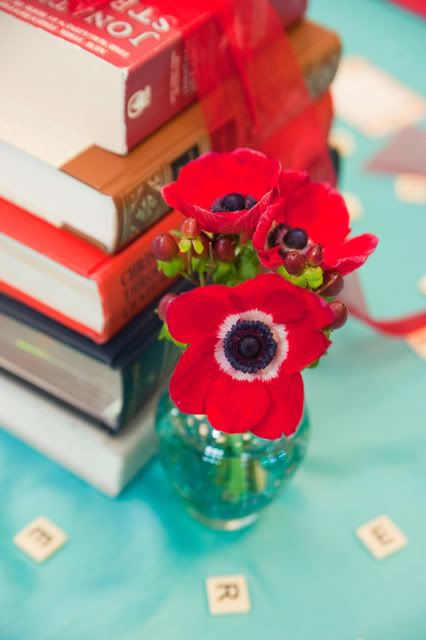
[161,148,281,234]
[253,171,378,275]
[166,274,334,439]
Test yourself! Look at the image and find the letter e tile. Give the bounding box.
[13,517,67,563]
[356,515,407,559]
[206,576,251,615]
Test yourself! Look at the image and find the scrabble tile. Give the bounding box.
[395,174,426,203]
[356,515,407,559]
[418,275,426,295]
[406,327,426,360]
[206,575,251,615]
[13,517,67,563]
[329,128,356,156]
[342,192,363,221]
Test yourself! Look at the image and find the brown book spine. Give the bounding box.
[114,134,211,251]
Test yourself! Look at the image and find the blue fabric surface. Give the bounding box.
[1,1,425,638]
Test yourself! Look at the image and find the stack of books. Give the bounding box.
[0,0,341,496]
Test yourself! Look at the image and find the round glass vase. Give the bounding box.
[155,387,310,531]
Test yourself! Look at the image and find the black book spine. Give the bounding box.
[117,335,181,430]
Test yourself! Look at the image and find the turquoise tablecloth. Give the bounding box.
[1,1,425,638]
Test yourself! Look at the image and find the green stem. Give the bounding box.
[214,433,267,502]
[179,271,194,283]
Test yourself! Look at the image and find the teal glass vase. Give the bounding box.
[155,387,310,531]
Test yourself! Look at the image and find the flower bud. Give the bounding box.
[327,301,348,330]
[157,293,177,322]
[180,217,201,239]
[214,236,235,262]
[284,251,306,275]
[152,233,178,261]
[318,270,344,296]
[306,243,323,267]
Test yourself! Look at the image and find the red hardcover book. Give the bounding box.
[0,0,307,154]
[0,201,183,343]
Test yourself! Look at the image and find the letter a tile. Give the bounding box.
[357,515,407,559]
[206,576,251,615]
[13,517,67,563]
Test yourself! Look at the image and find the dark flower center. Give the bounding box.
[267,223,289,249]
[267,224,309,253]
[211,192,257,213]
[223,320,277,373]
[284,227,308,249]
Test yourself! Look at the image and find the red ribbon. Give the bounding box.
[341,274,426,337]
[66,0,425,338]
[166,0,335,182]
[68,0,333,182]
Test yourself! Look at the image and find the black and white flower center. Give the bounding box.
[215,310,288,382]
[223,320,277,374]
[211,192,257,213]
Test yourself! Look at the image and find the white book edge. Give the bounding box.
[0,99,119,253]
[0,10,127,154]
[0,371,159,497]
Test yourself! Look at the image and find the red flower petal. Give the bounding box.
[322,234,379,275]
[169,339,217,415]
[231,273,336,330]
[250,374,304,439]
[251,196,287,268]
[301,291,336,331]
[230,273,307,323]
[276,170,311,202]
[162,148,280,234]
[186,198,273,235]
[281,323,331,374]
[206,374,271,434]
[166,284,234,344]
[164,148,280,210]
[282,176,350,247]
[253,171,351,267]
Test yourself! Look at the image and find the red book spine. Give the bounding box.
[125,38,194,152]
[0,200,183,343]
[94,209,183,343]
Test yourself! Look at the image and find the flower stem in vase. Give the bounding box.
[215,433,267,503]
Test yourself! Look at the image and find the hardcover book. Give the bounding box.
[0,369,160,497]
[0,283,185,430]
[0,202,183,343]
[0,20,340,253]
[0,0,307,154]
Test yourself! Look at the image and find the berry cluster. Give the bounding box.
[265,223,348,332]
[153,192,349,342]
[152,208,260,289]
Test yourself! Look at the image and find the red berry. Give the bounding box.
[284,251,306,275]
[214,236,235,262]
[181,217,201,239]
[327,301,348,330]
[157,293,176,322]
[152,233,178,261]
[319,270,344,296]
[306,244,323,267]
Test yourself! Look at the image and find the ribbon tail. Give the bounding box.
[340,273,426,337]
